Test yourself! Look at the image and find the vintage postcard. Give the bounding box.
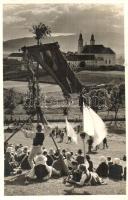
[1,0,127,198]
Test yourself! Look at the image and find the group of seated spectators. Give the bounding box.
[4,143,126,186]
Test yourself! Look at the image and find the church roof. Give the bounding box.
[66,54,95,61]
[82,45,115,55]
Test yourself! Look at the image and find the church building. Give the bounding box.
[66,33,116,69]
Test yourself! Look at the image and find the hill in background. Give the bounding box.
[3,35,78,55]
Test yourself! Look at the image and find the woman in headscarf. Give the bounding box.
[25,154,60,184]
[108,158,123,180]
[96,156,108,178]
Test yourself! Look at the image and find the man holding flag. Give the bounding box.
[83,103,107,150]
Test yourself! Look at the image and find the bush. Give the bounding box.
[75,65,125,72]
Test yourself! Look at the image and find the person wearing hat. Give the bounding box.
[28,124,45,168]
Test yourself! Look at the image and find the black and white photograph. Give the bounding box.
[2,1,127,196]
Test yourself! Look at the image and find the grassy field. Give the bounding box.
[4,71,126,195]
[4,127,126,195]
[77,70,124,85]
[4,70,125,92]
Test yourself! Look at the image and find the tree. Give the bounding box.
[107,85,123,126]
[30,22,51,45]
[4,89,16,120]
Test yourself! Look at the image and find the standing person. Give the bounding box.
[66,136,72,144]
[103,137,108,149]
[87,136,93,153]
[60,131,64,143]
[28,124,45,168]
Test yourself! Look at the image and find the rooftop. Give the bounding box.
[66,54,95,61]
[82,45,115,54]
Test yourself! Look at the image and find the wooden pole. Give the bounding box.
[83,139,86,163]
[4,115,33,144]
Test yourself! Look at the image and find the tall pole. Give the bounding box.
[80,132,86,163]
[83,138,86,163]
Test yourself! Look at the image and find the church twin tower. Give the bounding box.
[78,33,95,53]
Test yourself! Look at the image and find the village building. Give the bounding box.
[8,53,23,62]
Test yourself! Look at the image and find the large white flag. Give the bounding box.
[89,107,107,148]
[83,103,95,136]
[65,117,78,144]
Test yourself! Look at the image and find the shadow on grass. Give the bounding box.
[86,151,98,155]
[5,174,61,186]
[64,191,91,195]
[4,173,48,186]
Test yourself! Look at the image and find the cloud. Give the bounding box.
[4,16,26,24]
[3,4,124,55]
[51,32,75,37]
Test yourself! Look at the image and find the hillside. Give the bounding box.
[3,35,78,55]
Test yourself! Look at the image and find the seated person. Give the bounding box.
[66,164,105,186]
[25,154,60,183]
[96,156,108,178]
[64,160,82,183]
[109,158,123,180]
[47,148,55,166]
[76,149,84,165]
[15,147,24,163]
[64,152,73,170]
[107,156,113,167]
[20,147,31,170]
[4,156,14,176]
[62,149,66,159]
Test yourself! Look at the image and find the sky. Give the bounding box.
[3,4,124,55]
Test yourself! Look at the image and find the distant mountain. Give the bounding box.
[3,35,78,55]
[3,33,124,57]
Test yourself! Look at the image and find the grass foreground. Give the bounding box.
[4,127,126,195]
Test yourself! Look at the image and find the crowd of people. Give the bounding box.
[5,144,126,184]
[4,123,126,187]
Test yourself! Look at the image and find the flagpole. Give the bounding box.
[82,102,86,162]
[80,132,86,163]
[83,138,86,162]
